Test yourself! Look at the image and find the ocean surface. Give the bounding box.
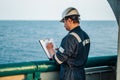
[0,20,118,64]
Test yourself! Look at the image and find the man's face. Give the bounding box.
[63,18,71,31]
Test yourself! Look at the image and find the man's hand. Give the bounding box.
[46,42,55,58]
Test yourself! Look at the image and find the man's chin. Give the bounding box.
[65,28,70,31]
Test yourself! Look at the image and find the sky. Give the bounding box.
[0,0,116,20]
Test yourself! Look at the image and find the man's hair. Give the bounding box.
[65,15,80,23]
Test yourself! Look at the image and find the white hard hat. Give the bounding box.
[60,7,80,22]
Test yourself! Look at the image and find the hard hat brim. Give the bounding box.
[60,14,80,23]
[60,18,64,22]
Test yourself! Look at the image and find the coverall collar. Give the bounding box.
[69,26,81,33]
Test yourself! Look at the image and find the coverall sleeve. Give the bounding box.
[53,35,78,64]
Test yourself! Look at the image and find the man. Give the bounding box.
[46,7,90,80]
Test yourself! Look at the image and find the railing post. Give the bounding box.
[34,72,41,80]
[24,73,33,80]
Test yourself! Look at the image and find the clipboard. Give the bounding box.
[39,38,56,60]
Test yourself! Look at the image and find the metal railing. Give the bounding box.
[0,55,117,80]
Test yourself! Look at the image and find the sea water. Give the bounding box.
[0,20,118,64]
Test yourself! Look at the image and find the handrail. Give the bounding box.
[0,55,117,77]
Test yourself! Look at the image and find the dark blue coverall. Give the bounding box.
[53,26,90,80]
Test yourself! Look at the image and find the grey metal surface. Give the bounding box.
[107,0,120,80]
